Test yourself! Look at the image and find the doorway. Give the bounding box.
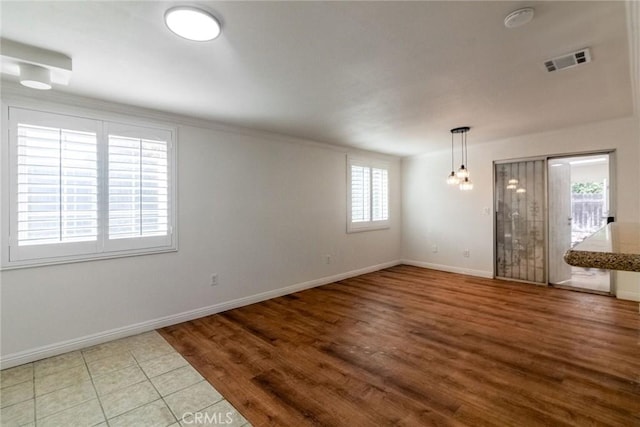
[548,153,612,293]
[494,152,614,294]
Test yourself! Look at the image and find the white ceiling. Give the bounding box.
[0,1,634,156]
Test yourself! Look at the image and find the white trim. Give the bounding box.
[616,290,640,302]
[401,259,494,279]
[0,259,401,369]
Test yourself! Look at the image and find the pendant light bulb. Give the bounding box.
[457,165,469,179]
[460,177,474,191]
[447,171,460,185]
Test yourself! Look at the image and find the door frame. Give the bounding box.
[493,150,617,294]
[545,150,617,295]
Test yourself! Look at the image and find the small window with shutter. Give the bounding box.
[347,156,390,232]
[4,106,176,268]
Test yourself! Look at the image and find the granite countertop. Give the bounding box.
[564,222,640,272]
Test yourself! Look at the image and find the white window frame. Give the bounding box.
[346,155,390,233]
[1,102,178,269]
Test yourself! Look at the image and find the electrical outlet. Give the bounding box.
[210,273,219,286]
[325,255,331,264]
[431,244,438,253]
[463,249,470,258]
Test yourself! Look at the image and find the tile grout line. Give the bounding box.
[150,334,225,422]
[140,332,230,424]
[81,349,109,427]
[29,359,97,425]
[153,332,250,426]
[128,348,178,427]
[32,362,36,427]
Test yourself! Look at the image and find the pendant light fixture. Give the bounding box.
[447,127,473,191]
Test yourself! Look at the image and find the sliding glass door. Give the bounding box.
[494,159,546,283]
[494,152,614,293]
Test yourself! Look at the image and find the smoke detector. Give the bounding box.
[544,49,592,73]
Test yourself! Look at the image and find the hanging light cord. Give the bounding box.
[460,131,464,167]
[464,130,468,170]
[451,131,455,171]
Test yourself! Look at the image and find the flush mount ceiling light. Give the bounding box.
[504,7,535,29]
[0,39,72,89]
[19,63,52,90]
[165,7,221,41]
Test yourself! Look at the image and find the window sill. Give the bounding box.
[347,222,390,233]
[1,247,178,271]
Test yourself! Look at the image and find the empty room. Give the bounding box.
[1,1,639,426]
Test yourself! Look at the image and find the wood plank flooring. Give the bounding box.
[159,265,640,426]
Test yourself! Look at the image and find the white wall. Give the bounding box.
[0,91,402,366]
[402,116,640,298]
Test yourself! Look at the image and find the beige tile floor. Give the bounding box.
[0,331,251,427]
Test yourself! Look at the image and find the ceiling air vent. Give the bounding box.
[544,48,591,72]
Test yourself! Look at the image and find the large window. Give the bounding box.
[347,156,389,232]
[4,106,176,268]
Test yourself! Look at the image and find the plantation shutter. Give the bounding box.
[351,165,371,222]
[347,156,390,232]
[6,107,176,267]
[10,109,100,261]
[105,123,172,251]
[371,167,388,221]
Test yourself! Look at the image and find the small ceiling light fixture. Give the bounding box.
[504,7,535,29]
[19,63,52,90]
[165,6,221,41]
[1,39,72,89]
[446,126,473,191]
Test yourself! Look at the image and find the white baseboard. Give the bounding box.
[0,260,402,369]
[401,259,494,279]
[616,290,640,302]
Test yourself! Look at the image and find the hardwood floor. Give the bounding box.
[159,265,640,426]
